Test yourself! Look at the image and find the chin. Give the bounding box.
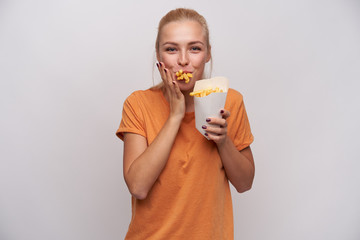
[178,81,195,92]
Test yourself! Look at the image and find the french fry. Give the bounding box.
[176,69,192,83]
[189,87,224,97]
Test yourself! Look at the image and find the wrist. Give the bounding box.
[216,134,231,149]
[167,115,183,126]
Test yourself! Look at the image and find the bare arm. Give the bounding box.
[123,62,185,200]
[123,117,181,199]
[204,109,255,193]
[217,142,254,193]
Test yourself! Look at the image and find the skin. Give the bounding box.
[123,20,255,200]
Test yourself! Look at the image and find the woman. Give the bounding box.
[116,8,254,240]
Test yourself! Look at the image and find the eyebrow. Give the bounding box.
[162,41,205,46]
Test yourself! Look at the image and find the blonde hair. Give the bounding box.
[155,8,211,56]
[152,8,212,88]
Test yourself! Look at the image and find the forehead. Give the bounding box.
[159,20,206,44]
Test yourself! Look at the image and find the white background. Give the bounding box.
[1,0,359,239]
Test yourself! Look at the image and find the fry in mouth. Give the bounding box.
[175,69,193,83]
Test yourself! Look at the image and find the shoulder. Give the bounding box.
[225,88,244,108]
[126,89,155,100]
[125,88,163,105]
[227,88,243,100]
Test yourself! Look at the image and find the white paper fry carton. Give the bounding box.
[193,77,229,140]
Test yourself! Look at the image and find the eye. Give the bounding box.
[190,46,202,52]
[166,47,177,52]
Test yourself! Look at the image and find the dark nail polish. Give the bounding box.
[156,63,159,68]
[220,110,224,114]
[202,125,207,129]
[205,133,208,136]
[159,62,162,67]
[206,118,211,122]
[164,69,167,73]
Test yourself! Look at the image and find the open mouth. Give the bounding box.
[175,69,193,83]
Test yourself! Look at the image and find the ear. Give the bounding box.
[206,45,212,63]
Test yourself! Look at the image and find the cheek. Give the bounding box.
[191,54,208,67]
[160,54,176,66]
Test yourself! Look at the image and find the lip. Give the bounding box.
[175,70,193,74]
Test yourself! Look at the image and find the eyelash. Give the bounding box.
[191,46,201,51]
[165,47,202,52]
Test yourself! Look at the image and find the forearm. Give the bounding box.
[125,117,181,199]
[217,137,255,193]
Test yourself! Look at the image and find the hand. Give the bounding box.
[203,109,230,146]
[157,62,185,121]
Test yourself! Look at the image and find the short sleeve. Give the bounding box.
[116,92,146,141]
[226,89,254,151]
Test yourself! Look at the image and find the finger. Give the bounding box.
[205,132,225,143]
[158,62,168,84]
[157,62,165,81]
[172,80,183,98]
[203,124,227,135]
[220,109,230,119]
[205,117,228,128]
[164,68,174,87]
[164,65,175,82]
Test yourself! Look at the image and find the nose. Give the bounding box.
[177,51,189,66]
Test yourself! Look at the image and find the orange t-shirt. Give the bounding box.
[116,87,254,240]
